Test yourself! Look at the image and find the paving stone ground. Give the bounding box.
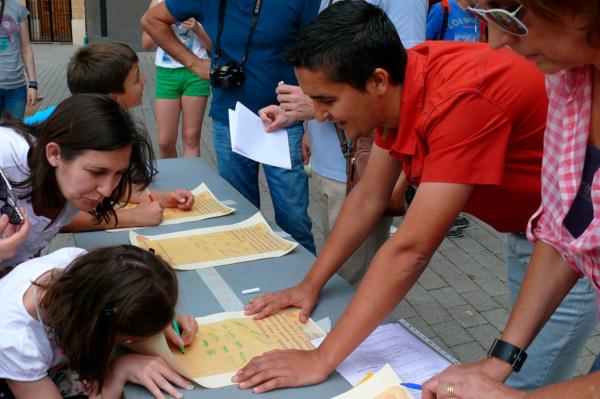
[33,43,600,377]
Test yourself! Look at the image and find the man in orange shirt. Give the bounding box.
[234,0,597,393]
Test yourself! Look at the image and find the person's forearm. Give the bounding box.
[141,31,157,51]
[316,237,431,369]
[141,0,159,51]
[193,24,212,51]
[500,241,578,351]
[92,369,126,399]
[21,43,36,82]
[529,372,600,399]
[301,182,389,292]
[141,10,207,76]
[60,209,141,232]
[22,49,36,81]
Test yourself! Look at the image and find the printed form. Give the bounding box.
[130,212,297,270]
[313,323,452,399]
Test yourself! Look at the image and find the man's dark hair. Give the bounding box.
[287,0,407,91]
[67,43,139,95]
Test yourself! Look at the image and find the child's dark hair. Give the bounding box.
[38,245,178,390]
[286,0,407,91]
[67,43,139,95]
[4,93,155,224]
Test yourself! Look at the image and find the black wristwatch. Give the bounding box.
[487,338,528,372]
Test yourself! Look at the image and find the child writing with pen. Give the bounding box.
[0,245,198,399]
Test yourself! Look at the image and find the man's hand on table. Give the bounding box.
[232,348,333,393]
[243,281,320,323]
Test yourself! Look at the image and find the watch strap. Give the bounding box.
[487,338,527,372]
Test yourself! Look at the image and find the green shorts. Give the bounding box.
[155,66,211,99]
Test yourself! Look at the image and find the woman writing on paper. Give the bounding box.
[0,94,156,274]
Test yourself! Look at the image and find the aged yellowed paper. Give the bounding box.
[107,183,235,231]
[128,309,325,388]
[129,213,297,270]
[331,364,414,399]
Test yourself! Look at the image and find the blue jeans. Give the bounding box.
[0,86,26,120]
[590,353,600,373]
[212,120,315,255]
[504,233,597,390]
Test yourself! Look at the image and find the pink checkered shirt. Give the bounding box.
[527,65,600,308]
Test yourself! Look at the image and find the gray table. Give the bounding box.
[74,158,355,399]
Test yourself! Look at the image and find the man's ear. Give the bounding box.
[45,142,62,167]
[368,68,391,96]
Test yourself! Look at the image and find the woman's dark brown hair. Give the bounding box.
[3,93,155,223]
[520,0,600,46]
[38,245,178,390]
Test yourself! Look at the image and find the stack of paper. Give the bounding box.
[228,101,292,169]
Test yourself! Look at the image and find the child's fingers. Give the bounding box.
[177,315,199,344]
[176,190,194,209]
[152,376,181,399]
[164,326,183,348]
[155,358,194,391]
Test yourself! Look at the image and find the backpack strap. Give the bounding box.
[438,0,450,40]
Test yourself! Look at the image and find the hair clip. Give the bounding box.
[103,306,117,318]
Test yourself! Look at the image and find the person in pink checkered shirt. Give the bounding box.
[423,1,600,398]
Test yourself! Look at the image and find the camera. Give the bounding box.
[0,168,23,225]
[210,62,245,90]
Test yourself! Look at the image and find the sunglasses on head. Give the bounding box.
[0,168,23,225]
[467,4,529,37]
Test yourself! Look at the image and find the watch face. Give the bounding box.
[488,338,527,372]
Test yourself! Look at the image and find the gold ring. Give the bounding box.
[447,384,455,397]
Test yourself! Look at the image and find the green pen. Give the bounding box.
[172,318,185,354]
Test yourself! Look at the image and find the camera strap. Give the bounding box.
[214,0,264,68]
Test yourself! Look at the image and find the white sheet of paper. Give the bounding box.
[312,323,452,399]
[228,108,243,155]
[228,101,291,169]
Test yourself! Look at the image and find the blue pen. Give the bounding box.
[401,383,422,390]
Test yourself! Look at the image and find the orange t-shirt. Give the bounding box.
[375,42,547,233]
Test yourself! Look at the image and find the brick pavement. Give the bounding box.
[33,44,599,377]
